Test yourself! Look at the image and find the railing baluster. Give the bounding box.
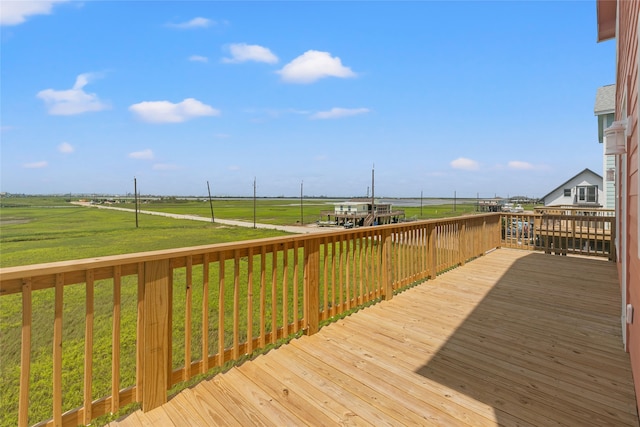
[233,250,240,359]
[345,238,351,310]
[84,270,95,424]
[136,262,144,403]
[282,244,289,336]
[202,254,209,374]
[338,237,344,313]
[271,244,278,344]
[218,253,225,366]
[18,278,32,427]
[53,273,64,426]
[260,247,266,348]
[330,236,337,316]
[358,234,364,304]
[293,241,300,332]
[246,248,254,353]
[184,256,192,381]
[303,237,320,335]
[322,238,328,321]
[112,266,121,414]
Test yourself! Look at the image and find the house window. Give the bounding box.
[576,185,598,203]
[563,188,571,197]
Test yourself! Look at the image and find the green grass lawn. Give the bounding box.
[0,199,288,268]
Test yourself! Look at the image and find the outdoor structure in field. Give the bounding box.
[540,168,604,207]
[319,199,405,227]
[595,84,616,209]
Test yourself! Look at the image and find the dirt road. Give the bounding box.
[71,202,332,234]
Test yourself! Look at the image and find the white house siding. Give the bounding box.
[334,202,369,214]
[542,169,604,207]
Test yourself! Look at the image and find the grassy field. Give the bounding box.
[0,198,290,268]
[118,197,479,225]
[0,195,484,426]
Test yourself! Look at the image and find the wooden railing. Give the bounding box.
[0,214,500,427]
[534,207,615,217]
[501,212,616,260]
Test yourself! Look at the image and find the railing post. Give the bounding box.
[381,229,393,300]
[141,260,170,412]
[429,224,437,278]
[459,221,467,266]
[304,238,320,335]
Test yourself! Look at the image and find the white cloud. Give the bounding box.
[450,157,480,171]
[167,17,212,29]
[37,73,109,115]
[0,0,70,26]
[129,149,154,160]
[222,43,278,64]
[153,163,179,171]
[129,98,220,123]
[278,50,356,84]
[310,107,370,120]
[228,165,240,171]
[508,160,535,170]
[58,142,74,153]
[23,161,48,169]
[189,55,208,63]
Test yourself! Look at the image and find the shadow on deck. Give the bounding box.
[111,249,638,426]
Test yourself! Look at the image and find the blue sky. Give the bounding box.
[1,1,615,198]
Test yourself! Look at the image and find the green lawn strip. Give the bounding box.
[0,205,287,268]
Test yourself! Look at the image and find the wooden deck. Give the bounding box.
[109,249,638,426]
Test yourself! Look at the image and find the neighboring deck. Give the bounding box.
[110,249,638,426]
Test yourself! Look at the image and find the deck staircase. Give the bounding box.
[363,213,375,226]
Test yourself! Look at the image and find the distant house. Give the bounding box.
[594,84,616,209]
[319,199,405,227]
[540,168,603,207]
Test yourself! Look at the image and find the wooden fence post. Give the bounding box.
[304,238,320,335]
[141,259,170,412]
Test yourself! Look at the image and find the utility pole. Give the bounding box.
[207,181,215,223]
[454,190,457,212]
[253,177,257,229]
[134,177,139,228]
[421,190,423,217]
[300,180,304,225]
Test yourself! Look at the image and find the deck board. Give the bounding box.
[110,249,639,426]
